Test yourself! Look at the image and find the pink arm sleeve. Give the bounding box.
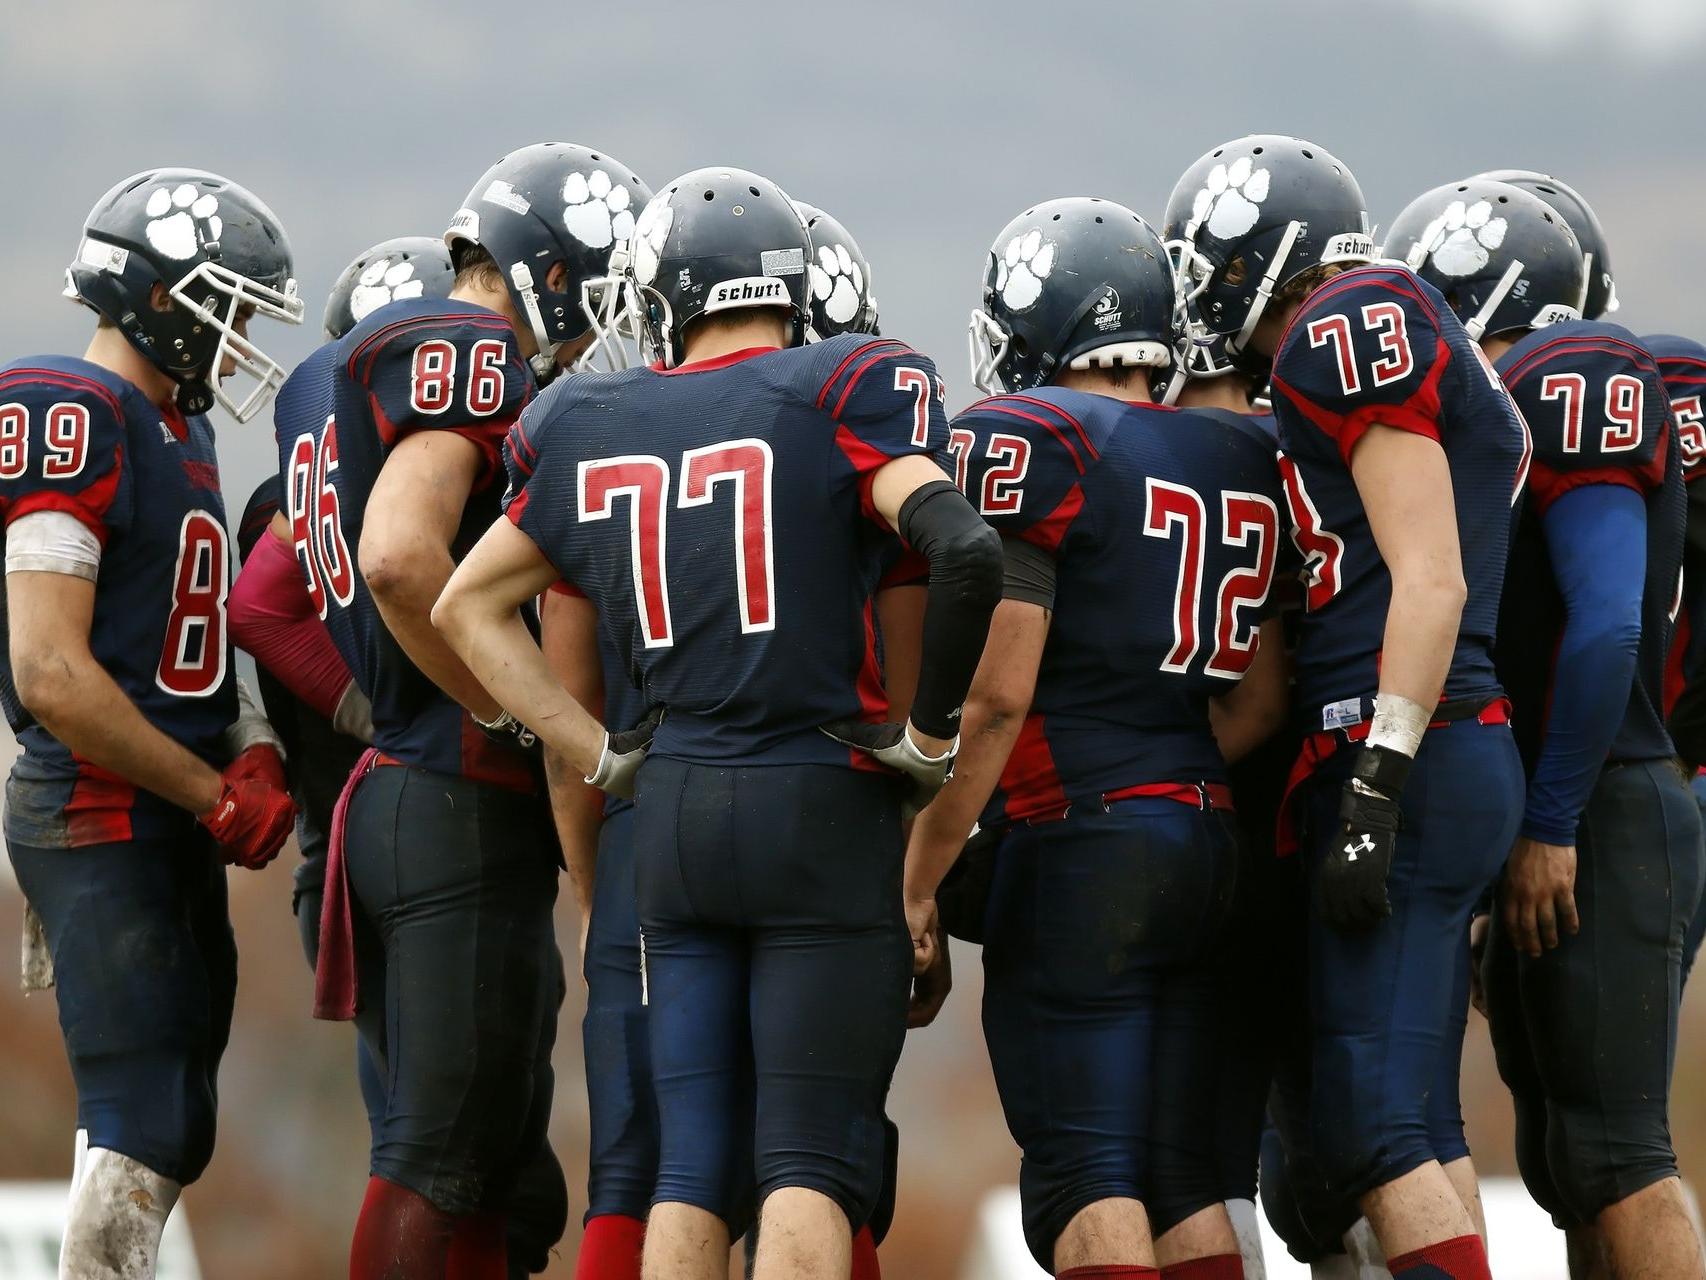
[229,530,357,720]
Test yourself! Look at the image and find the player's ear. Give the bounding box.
[546,261,570,295]
[149,281,174,313]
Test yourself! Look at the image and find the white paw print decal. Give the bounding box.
[563,170,635,251]
[631,197,674,286]
[810,243,865,326]
[995,229,1055,311]
[1192,156,1271,240]
[350,257,427,324]
[144,183,221,261]
[1416,200,1507,277]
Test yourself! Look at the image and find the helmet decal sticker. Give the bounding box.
[563,169,635,251]
[1192,157,1271,241]
[1416,200,1509,277]
[995,229,1055,311]
[144,184,222,261]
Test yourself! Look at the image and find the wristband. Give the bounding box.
[1351,743,1413,802]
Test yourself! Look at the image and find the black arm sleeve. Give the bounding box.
[1000,536,1057,610]
[896,480,1004,739]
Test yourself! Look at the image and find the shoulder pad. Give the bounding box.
[0,363,133,541]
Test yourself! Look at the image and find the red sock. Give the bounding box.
[575,1214,646,1280]
[850,1225,881,1280]
[1056,1268,1161,1279]
[447,1211,507,1280]
[1161,1254,1244,1280]
[350,1176,455,1279]
[1387,1234,1492,1280]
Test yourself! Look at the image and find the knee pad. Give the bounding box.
[59,1144,181,1280]
[1016,1156,1145,1273]
[75,1048,219,1186]
[505,1142,569,1274]
[1545,1101,1679,1227]
[1258,1127,1358,1265]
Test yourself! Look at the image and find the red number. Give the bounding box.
[980,434,1031,515]
[1674,395,1706,474]
[579,455,674,648]
[156,511,229,697]
[1277,450,1346,612]
[894,367,933,447]
[1307,307,1417,396]
[467,340,508,416]
[1145,479,1207,672]
[286,423,356,619]
[946,427,975,493]
[680,439,775,633]
[1207,492,1280,677]
[1362,303,1413,387]
[1604,373,1643,452]
[0,403,26,480]
[410,340,455,414]
[1540,372,1586,452]
[1307,314,1359,395]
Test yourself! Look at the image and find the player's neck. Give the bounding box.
[679,318,787,366]
[1050,365,1155,405]
[1174,377,1255,414]
[83,326,177,408]
[450,279,534,357]
[1479,333,1519,363]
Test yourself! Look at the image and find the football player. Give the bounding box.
[902,197,1287,1280]
[1474,170,1619,321]
[1388,178,1705,1280]
[0,169,301,1278]
[432,166,1001,1280]
[1171,138,1532,1280]
[272,145,644,1279]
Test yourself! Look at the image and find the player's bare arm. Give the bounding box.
[539,586,608,968]
[1209,616,1290,763]
[431,515,607,778]
[9,570,224,815]
[361,428,504,721]
[903,595,1048,969]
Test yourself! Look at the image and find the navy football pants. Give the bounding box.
[980,798,1240,1269]
[1298,718,1523,1202]
[634,758,910,1230]
[1683,771,1706,984]
[1486,759,1703,1227]
[8,823,235,1185]
[343,764,563,1218]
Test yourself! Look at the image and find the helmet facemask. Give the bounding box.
[168,260,303,421]
[967,308,1011,396]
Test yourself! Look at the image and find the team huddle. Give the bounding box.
[2,133,1702,1280]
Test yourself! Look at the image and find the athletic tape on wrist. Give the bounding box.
[1367,692,1428,759]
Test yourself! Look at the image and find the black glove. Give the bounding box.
[586,705,663,800]
[475,708,540,756]
[820,720,956,816]
[1317,744,1410,931]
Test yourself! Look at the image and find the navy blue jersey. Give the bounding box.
[505,335,947,768]
[275,296,536,786]
[1647,334,1706,705]
[1495,321,1683,769]
[948,388,1285,826]
[0,356,236,844]
[1269,265,1528,725]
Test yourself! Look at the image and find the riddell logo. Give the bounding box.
[706,276,787,312]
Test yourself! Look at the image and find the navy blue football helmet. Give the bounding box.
[64,168,303,421]
[793,202,879,338]
[323,236,454,340]
[1385,179,1584,340]
[1164,136,1373,378]
[969,197,1182,395]
[617,168,811,368]
[447,143,652,380]
[1476,170,1617,319]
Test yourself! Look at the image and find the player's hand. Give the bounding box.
[1502,837,1579,958]
[586,706,663,800]
[820,720,957,815]
[198,769,296,871]
[904,893,939,974]
[908,918,952,1029]
[1469,913,1491,1018]
[1318,765,1402,931]
[226,743,288,793]
[577,908,592,990]
[475,708,540,756]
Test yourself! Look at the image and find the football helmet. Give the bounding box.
[793,201,879,338]
[1164,136,1373,378]
[64,168,303,422]
[1384,179,1584,340]
[618,167,811,368]
[1477,169,1617,318]
[969,197,1182,395]
[446,143,652,380]
[323,236,454,340]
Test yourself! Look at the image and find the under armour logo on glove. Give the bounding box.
[1345,834,1376,861]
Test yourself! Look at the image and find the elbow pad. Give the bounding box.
[896,481,1004,739]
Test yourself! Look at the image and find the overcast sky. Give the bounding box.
[2,0,1702,501]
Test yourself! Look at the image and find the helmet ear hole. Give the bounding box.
[1224,257,1248,289]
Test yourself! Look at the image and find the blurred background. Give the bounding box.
[2,0,1705,1274]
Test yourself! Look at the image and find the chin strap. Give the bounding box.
[1464,258,1525,342]
[1228,220,1303,362]
[509,261,562,381]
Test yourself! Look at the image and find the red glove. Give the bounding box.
[199,758,295,870]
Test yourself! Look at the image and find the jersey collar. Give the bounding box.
[652,346,780,376]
